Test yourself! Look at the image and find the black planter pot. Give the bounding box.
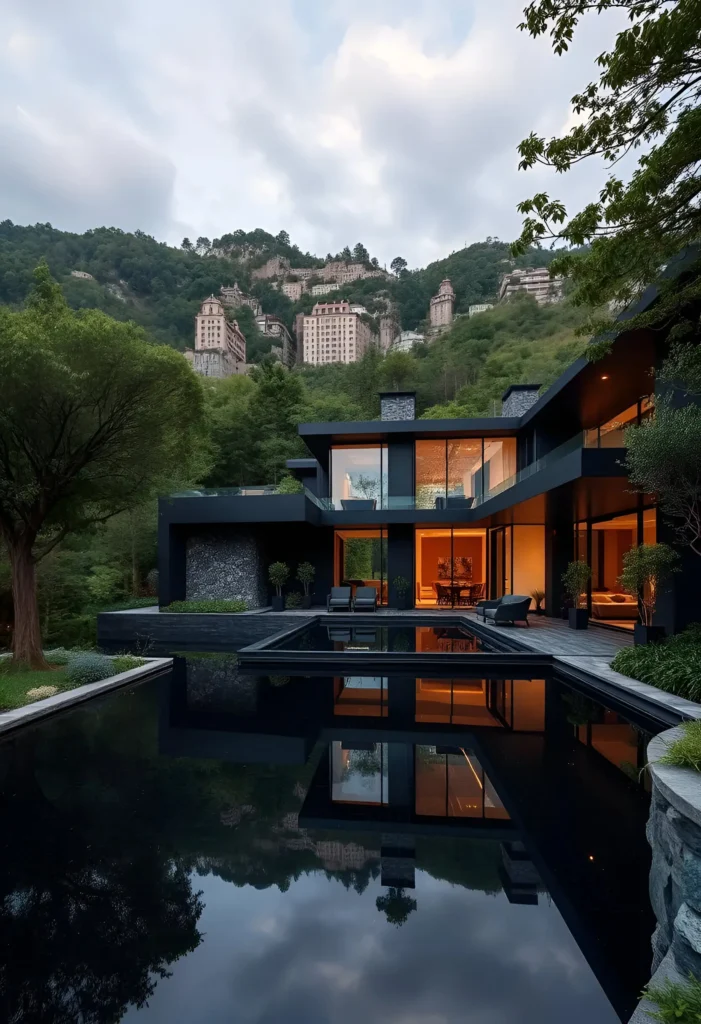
[395,595,410,610]
[568,608,589,630]
[271,595,284,612]
[634,624,666,646]
[302,595,312,610]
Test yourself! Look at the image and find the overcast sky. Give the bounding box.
[1,0,628,267]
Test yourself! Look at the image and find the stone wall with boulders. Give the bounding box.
[185,529,266,607]
[630,727,701,1022]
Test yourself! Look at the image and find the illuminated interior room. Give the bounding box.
[414,746,509,819]
[334,528,387,604]
[415,528,487,607]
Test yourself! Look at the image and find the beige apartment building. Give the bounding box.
[187,295,246,378]
[498,266,564,305]
[429,278,455,331]
[468,303,494,317]
[302,300,375,365]
[282,280,306,301]
[220,283,262,316]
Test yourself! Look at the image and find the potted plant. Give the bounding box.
[531,589,545,616]
[562,561,591,629]
[296,562,315,609]
[268,561,290,611]
[618,542,680,645]
[393,575,411,610]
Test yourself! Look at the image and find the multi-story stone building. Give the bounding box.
[429,278,455,332]
[469,303,494,317]
[379,313,400,353]
[302,300,376,365]
[220,283,262,316]
[321,261,387,284]
[255,313,296,368]
[252,256,291,280]
[282,280,306,301]
[498,266,564,305]
[186,295,247,378]
[310,282,340,296]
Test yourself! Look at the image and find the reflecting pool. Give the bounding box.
[0,659,660,1023]
[267,623,488,653]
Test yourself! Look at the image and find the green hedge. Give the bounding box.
[611,626,701,702]
[164,599,248,613]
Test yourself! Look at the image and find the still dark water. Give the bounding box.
[0,659,660,1023]
[269,623,487,652]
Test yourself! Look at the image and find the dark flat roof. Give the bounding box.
[298,418,521,460]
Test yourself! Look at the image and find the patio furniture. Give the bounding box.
[469,582,485,604]
[434,583,453,606]
[353,587,377,612]
[476,595,531,626]
[327,587,352,612]
[327,627,351,642]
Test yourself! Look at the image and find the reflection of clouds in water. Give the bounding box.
[123,868,618,1024]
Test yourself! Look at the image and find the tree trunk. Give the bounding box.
[9,540,48,668]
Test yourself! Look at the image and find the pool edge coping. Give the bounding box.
[0,657,173,735]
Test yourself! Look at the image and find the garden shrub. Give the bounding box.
[611,625,701,702]
[111,655,146,674]
[164,599,248,613]
[66,653,115,686]
[285,592,303,609]
[659,721,701,772]
[644,973,701,1022]
[43,647,76,665]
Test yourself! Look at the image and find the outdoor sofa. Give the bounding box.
[475,595,531,626]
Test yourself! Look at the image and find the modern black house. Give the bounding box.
[159,260,699,637]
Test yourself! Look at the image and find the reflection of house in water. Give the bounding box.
[160,660,657,1020]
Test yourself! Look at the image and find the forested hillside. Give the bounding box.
[0,221,560,353]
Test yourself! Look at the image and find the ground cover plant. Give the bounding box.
[659,721,701,774]
[164,600,248,613]
[0,651,147,711]
[644,973,701,1023]
[611,626,701,702]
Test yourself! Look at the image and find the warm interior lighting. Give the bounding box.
[600,375,610,380]
[588,855,595,862]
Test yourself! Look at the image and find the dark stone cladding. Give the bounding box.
[97,610,315,652]
[186,530,266,607]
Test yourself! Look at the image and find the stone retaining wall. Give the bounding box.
[630,728,701,1022]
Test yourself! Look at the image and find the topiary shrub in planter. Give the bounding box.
[285,592,303,609]
[66,653,114,686]
[268,562,290,612]
[618,542,680,645]
[562,561,591,629]
[296,562,315,609]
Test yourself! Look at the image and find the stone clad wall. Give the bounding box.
[630,728,701,1022]
[380,395,416,421]
[186,530,266,607]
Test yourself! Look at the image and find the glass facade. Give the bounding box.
[415,438,516,509]
[584,397,654,448]
[414,746,509,819]
[330,445,388,510]
[331,741,389,805]
[334,529,387,605]
[414,528,487,608]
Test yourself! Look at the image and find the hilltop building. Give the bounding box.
[70,269,94,280]
[429,279,455,333]
[255,314,296,368]
[499,267,564,305]
[310,282,341,297]
[469,303,494,317]
[186,295,247,378]
[282,280,306,301]
[220,283,261,316]
[252,256,291,280]
[302,300,376,365]
[379,312,400,353]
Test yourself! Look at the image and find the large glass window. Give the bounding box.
[331,741,388,804]
[330,445,387,510]
[590,512,639,628]
[415,438,515,508]
[334,529,387,605]
[584,397,654,448]
[414,746,509,819]
[415,528,487,608]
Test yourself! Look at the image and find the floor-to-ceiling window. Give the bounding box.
[414,746,509,819]
[330,445,388,510]
[488,525,544,606]
[578,508,657,629]
[414,528,487,607]
[415,438,515,509]
[334,529,387,604]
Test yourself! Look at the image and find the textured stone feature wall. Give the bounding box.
[381,395,416,421]
[628,729,701,1023]
[186,530,266,607]
[501,388,540,417]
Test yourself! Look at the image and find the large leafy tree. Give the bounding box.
[514,0,701,342]
[0,263,207,666]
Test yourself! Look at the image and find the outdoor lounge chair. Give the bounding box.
[353,587,378,612]
[475,595,531,626]
[327,587,352,612]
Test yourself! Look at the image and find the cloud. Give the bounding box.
[0,0,628,265]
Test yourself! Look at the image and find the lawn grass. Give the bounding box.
[0,654,147,711]
[659,721,701,772]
